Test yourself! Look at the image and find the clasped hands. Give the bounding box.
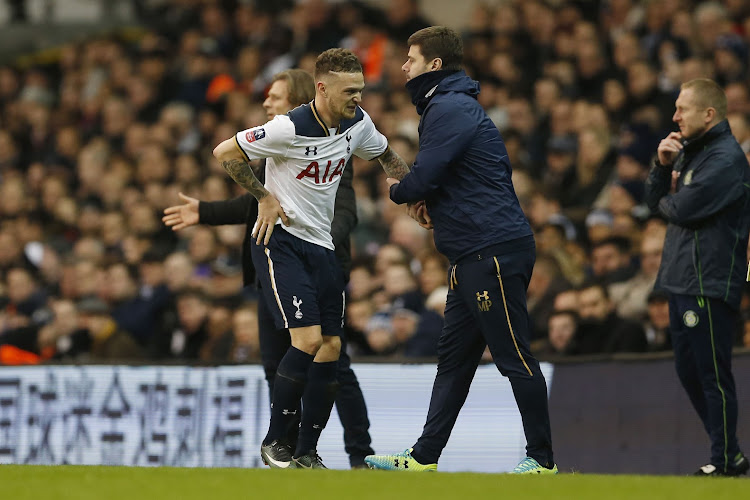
[387,177,433,230]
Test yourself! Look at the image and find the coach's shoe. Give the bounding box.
[694,452,750,476]
[261,440,297,469]
[510,457,558,475]
[364,449,437,471]
[293,451,327,469]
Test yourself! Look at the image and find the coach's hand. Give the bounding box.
[657,131,683,166]
[254,194,289,245]
[162,192,200,231]
[407,200,433,230]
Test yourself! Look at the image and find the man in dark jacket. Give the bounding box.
[575,281,647,354]
[365,26,556,474]
[162,69,374,468]
[645,78,750,476]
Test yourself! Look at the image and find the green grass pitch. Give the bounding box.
[1,465,747,500]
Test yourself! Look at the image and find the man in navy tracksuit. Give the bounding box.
[365,26,556,474]
[646,78,750,476]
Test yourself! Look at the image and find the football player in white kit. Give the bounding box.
[213,48,411,469]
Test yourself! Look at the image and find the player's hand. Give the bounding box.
[254,194,289,245]
[657,132,683,166]
[162,192,200,231]
[407,200,433,229]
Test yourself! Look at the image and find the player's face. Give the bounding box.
[263,79,293,120]
[402,45,433,81]
[323,71,364,121]
[673,88,711,140]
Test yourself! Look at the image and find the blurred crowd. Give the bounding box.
[1,0,750,366]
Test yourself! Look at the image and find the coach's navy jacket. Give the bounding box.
[390,70,532,262]
[645,120,750,309]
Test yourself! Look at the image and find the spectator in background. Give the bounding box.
[727,112,750,153]
[553,288,579,314]
[384,263,422,312]
[150,288,210,360]
[229,304,261,363]
[605,179,646,218]
[46,298,89,361]
[417,251,448,299]
[590,236,637,286]
[163,251,196,295]
[403,285,447,358]
[347,259,376,302]
[344,295,375,356]
[536,221,585,288]
[610,232,665,322]
[584,208,615,245]
[536,309,580,357]
[643,289,672,352]
[384,0,430,42]
[3,267,47,330]
[576,281,647,354]
[389,214,430,257]
[626,60,676,132]
[105,262,167,347]
[566,127,617,225]
[364,312,395,356]
[78,296,143,360]
[0,296,87,363]
[541,135,578,207]
[527,255,568,342]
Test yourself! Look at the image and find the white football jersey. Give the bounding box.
[235,102,387,250]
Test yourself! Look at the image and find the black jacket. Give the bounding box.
[199,157,357,285]
[645,120,750,308]
[390,70,533,262]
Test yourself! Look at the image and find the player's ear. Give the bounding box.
[316,80,327,97]
[431,58,443,71]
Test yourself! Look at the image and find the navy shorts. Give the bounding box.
[250,227,345,336]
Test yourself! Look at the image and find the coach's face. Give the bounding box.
[263,79,293,120]
[673,88,712,140]
[322,71,364,121]
[402,45,435,81]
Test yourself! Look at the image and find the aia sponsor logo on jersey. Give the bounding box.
[296,159,345,184]
[245,127,266,143]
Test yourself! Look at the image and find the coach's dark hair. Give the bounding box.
[272,69,315,107]
[407,26,463,71]
[314,48,363,79]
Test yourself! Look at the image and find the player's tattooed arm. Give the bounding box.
[377,145,411,180]
[213,137,269,201]
[221,158,269,201]
[249,159,264,178]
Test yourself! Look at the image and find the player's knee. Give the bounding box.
[316,336,341,361]
[293,336,323,354]
[324,335,342,354]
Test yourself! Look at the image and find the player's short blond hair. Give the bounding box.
[314,48,363,80]
[681,78,727,120]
